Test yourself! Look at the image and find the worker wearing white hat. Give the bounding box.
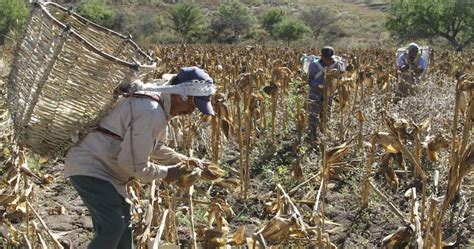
[396,42,427,76]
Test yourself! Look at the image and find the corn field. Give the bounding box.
[0,44,473,248]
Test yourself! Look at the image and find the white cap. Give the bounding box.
[408,43,419,51]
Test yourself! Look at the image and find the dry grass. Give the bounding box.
[1,43,472,247]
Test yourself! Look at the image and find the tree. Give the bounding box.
[210,1,255,43]
[300,7,338,41]
[0,0,28,45]
[169,3,206,43]
[112,8,164,42]
[76,0,115,28]
[274,18,310,46]
[260,8,285,37]
[386,0,474,51]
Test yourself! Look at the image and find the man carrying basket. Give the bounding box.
[65,66,216,248]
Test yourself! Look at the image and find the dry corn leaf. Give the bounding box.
[229,226,246,245]
[378,154,399,188]
[441,234,458,247]
[291,159,303,181]
[204,237,227,247]
[219,199,235,220]
[258,215,297,242]
[327,142,351,164]
[41,174,54,184]
[0,194,17,206]
[425,134,449,162]
[264,201,279,215]
[204,228,226,240]
[38,156,49,164]
[200,114,212,123]
[458,91,466,114]
[460,143,474,170]
[380,225,414,248]
[460,81,474,91]
[48,205,66,215]
[356,110,366,123]
[175,168,202,189]
[375,132,400,153]
[201,163,226,181]
[215,178,240,190]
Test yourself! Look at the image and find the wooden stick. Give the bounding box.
[287,172,321,197]
[276,184,308,237]
[313,179,324,215]
[23,173,30,241]
[188,186,197,249]
[152,209,169,249]
[413,195,423,248]
[433,170,439,196]
[27,202,63,248]
[368,181,408,224]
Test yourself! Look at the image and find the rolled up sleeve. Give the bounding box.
[150,144,190,165]
[117,109,169,183]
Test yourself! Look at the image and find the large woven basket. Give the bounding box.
[7,2,157,156]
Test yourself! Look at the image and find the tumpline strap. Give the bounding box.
[129,93,165,111]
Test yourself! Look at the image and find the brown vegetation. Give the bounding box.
[0,43,472,247]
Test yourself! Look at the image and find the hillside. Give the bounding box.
[1,42,472,248]
[1,1,472,248]
[51,0,395,49]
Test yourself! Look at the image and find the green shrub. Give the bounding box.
[210,1,256,43]
[0,0,29,45]
[169,3,207,43]
[273,18,310,46]
[76,0,115,28]
[260,8,285,37]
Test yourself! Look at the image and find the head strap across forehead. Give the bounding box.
[131,79,216,97]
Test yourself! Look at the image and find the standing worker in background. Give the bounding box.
[306,46,345,144]
[65,66,216,249]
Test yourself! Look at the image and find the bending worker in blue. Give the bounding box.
[306,46,345,142]
[396,42,427,77]
[396,43,428,96]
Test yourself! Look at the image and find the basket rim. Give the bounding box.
[38,1,157,70]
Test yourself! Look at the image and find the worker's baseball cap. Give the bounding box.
[173,66,215,115]
[321,46,335,59]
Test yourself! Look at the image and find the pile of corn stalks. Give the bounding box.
[1,47,62,247]
[1,45,473,248]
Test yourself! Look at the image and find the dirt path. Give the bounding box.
[34,163,91,248]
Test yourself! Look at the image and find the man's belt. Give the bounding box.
[93,126,123,141]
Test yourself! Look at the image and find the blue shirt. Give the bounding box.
[396,53,427,71]
[307,56,345,89]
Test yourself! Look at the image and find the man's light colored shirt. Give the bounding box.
[65,93,188,197]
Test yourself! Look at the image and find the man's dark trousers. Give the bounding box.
[70,175,133,249]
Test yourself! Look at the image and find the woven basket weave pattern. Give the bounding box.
[8,2,156,156]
